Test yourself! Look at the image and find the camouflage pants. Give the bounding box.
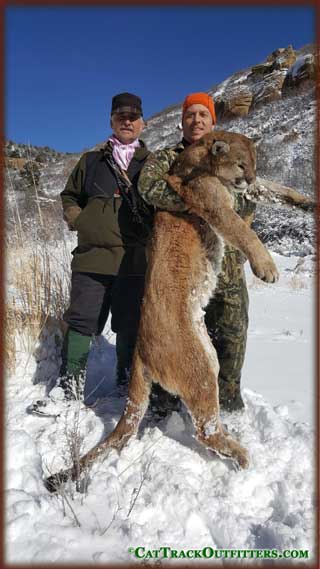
[204,250,249,408]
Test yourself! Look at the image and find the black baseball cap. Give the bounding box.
[111,92,143,117]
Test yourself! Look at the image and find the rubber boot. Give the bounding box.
[59,328,92,400]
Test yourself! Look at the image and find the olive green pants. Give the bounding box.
[204,250,249,409]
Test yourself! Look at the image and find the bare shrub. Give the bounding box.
[64,405,91,495]
[127,451,154,517]
[43,404,91,522]
[4,305,17,375]
[7,237,70,348]
[5,146,69,245]
[289,274,308,290]
[5,194,72,372]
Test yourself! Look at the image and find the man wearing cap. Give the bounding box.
[138,92,256,411]
[58,92,153,401]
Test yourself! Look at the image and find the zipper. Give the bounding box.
[93,181,105,193]
[94,181,121,199]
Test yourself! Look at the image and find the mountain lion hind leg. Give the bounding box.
[171,324,249,470]
[182,353,249,469]
[254,177,316,211]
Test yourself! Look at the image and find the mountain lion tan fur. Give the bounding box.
[45,130,314,492]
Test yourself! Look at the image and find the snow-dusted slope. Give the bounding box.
[6,254,316,563]
[5,44,316,563]
[5,44,316,253]
[141,46,315,255]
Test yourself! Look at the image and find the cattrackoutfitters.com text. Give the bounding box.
[128,546,309,560]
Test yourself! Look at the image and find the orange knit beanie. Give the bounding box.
[182,92,216,124]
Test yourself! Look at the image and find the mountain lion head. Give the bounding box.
[172,130,256,193]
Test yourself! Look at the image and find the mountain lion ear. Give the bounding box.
[211,141,230,155]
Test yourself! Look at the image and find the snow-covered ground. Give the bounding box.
[243,253,315,425]
[6,253,316,564]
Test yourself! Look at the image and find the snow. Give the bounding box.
[243,254,315,425]
[6,252,316,563]
[142,77,315,257]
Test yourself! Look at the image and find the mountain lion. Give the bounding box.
[45,130,314,492]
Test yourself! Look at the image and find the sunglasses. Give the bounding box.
[113,113,142,122]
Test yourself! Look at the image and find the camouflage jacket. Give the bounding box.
[138,139,256,257]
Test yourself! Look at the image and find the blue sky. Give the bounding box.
[6,6,315,153]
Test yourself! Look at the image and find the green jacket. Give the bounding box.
[138,139,256,257]
[61,140,152,276]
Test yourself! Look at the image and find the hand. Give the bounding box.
[163,174,182,192]
[63,206,82,231]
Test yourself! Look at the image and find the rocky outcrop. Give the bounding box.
[223,90,253,118]
[212,45,315,117]
[141,43,315,255]
[251,45,297,76]
[5,43,316,254]
[252,69,287,107]
[5,157,27,170]
[283,53,316,91]
[215,90,253,121]
[5,140,68,163]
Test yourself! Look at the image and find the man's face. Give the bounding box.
[182,103,214,144]
[111,112,144,144]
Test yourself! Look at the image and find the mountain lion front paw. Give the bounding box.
[250,251,279,283]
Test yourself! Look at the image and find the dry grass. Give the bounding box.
[5,164,72,374]
[6,236,71,370]
[5,152,73,374]
[5,144,72,370]
[289,273,308,290]
[4,305,17,375]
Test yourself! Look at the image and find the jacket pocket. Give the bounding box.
[76,197,122,247]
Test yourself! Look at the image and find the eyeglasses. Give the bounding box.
[113,113,141,122]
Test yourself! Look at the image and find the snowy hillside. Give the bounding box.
[5,43,316,253]
[141,45,316,255]
[5,42,317,565]
[6,253,316,564]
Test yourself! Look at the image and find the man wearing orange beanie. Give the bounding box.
[182,92,216,126]
[138,92,256,412]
